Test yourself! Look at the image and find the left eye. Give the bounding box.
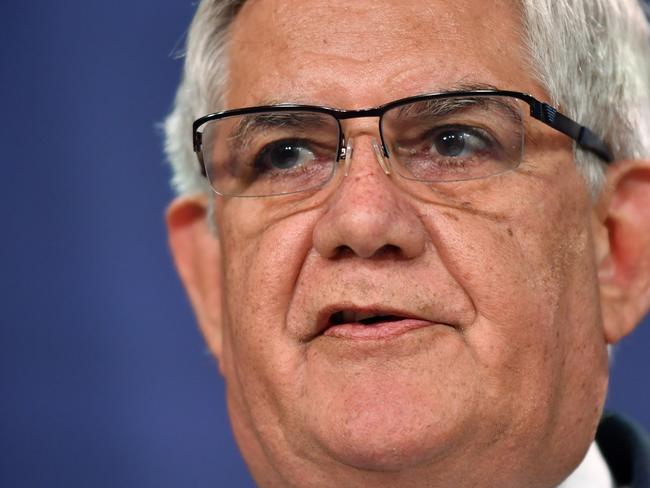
[255,140,316,172]
[429,127,490,158]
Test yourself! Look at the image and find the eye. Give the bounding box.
[255,139,316,172]
[429,127,490,158]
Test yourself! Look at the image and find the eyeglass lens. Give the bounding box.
[199,95,526,197]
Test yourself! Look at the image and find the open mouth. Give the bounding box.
[329,311,406,326]
[319,308,432,340]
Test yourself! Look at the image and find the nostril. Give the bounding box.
[331,244,401,259]
[374,244,402,259]
[332,245,356,259]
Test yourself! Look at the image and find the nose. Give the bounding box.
[312,136,427,260]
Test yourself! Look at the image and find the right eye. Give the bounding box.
[254,139,316,172]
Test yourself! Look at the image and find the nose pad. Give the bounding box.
[372,139,391,175]
[341,137,391,176]
[343,138,354,177]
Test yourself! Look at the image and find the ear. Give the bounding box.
[166,194,224,366]
[597,159,650,344]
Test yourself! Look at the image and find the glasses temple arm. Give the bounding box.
[192,130,209,177]
[529,101,613,163]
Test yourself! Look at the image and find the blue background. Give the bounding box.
[1,2,648,487]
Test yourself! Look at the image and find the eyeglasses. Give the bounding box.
[192,89,612,197]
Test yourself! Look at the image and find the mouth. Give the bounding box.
[316,307,435,340]
[330,311,406,326]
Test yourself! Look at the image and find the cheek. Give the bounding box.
[437,170,598,339]
[218,196,322,318]
[216,201,323,412]
[216,188,338,333]
[425,171,607,434]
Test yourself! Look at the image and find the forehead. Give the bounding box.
[226,0,538,109]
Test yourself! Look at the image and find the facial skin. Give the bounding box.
[167,0,650,486]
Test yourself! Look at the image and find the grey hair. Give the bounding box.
[520,0,650,194]
[164,0,650,197]
[164,0,245,195]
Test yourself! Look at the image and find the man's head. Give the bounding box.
[164,1,650,486]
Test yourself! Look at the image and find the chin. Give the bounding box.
[308,392,473,473]
[324,432,458,473]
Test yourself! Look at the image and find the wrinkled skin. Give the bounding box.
[167,0,650,486]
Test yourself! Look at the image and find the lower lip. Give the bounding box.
[322,319,434,340]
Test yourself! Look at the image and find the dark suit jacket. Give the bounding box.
[597,412,650,487]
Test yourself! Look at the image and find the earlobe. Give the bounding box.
[166,194,224,364]
[597,159,650,344]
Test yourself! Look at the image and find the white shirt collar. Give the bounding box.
[557,441,615,488]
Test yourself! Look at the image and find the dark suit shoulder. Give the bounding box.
[597,412,650,488]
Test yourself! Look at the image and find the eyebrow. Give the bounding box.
[390,82,517,120]
[226,112,330,152]
[393,95,524,126]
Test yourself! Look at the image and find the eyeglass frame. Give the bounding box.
[192,89,613,190]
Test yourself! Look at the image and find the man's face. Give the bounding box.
[194,0,611,485]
